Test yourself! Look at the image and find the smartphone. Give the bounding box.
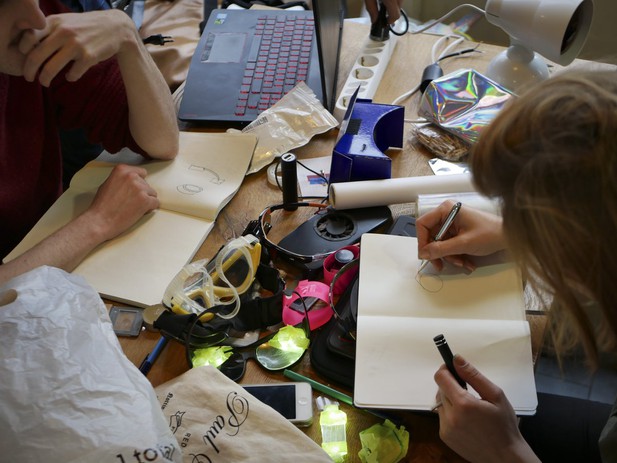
[243,382,313,427]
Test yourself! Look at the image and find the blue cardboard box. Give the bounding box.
[330,99,404,184]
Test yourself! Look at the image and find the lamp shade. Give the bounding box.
[485,0,593,65]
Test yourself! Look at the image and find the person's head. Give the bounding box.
[0,0,46,76]
[471,70,617,367]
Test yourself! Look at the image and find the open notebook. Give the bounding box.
[5,132,257,308]
[354,233,537,415]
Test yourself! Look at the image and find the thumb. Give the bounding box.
[453,355,503,403]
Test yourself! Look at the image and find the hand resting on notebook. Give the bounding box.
[0,1,178,285]
[1,165,159,285]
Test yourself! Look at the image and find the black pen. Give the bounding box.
[433,333,467,389]
[418,201,462,274]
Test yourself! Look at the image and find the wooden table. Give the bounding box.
[118,22,548,462]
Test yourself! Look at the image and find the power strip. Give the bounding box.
[333,32,400,122]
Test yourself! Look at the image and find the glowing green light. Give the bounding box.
[192,345,233,368]
[268,325,309,353]
[320,404,347,462]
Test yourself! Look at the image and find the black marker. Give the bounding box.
[433,334,467,389]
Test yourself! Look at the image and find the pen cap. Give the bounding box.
[433,334,446,346]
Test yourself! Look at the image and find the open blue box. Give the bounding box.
[329,98,404,184]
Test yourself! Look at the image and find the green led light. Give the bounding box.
[320,404,347,462]
[192,345,233,368]
[268,325,309,353]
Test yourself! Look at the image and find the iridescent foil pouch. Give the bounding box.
[418,69,514,145]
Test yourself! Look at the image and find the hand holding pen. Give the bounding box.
[416,200,507,273]
[417,202,461,274]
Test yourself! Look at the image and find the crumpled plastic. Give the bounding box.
[232,81,338,174]
[418,68,514,145]
[0,266,182,463]
[358,419,410,463]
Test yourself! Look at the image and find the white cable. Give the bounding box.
[432,34,466,63]
[389,4,484,107]
[410,4,485,35]
[392,83,421,106]
[391,34,465,106]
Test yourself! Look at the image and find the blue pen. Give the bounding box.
[139,336,169,376]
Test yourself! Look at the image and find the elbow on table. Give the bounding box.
[144,130,180,160]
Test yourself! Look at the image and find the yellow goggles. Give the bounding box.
[163,235,262,320]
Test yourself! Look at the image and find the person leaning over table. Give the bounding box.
[0,0,179,286]
[416,70,617,463]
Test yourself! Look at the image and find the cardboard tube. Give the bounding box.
[329,173,475,210]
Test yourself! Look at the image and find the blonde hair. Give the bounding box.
[471,70,617,367]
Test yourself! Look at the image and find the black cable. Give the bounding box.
[437,46,482,62]
[142,34,173,46]
[273,159,328,201]
[389,8,409,36]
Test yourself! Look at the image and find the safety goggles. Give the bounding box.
[163,234,262,320]
[190,295,311,381]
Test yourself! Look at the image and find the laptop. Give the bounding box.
[178,0,344,125]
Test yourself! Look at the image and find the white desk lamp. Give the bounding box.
[484,0,594,91]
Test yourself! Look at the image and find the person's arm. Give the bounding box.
[19,9,178,160]
[416,200,507,272]
[364,0,404,24]
[0,165,158,286]
[434,355,541,463]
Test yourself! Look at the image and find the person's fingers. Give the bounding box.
[434,364,467,397]
[384,4,401,23]
[18,30,40,56]
[37,45,76,86]
[365,1,378,23]
[453,355,503,403]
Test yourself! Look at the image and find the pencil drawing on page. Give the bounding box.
[415,269,444,293]
[177,165,225,195]
[188,164,224,183]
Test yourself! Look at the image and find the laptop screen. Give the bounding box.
[313,0,344,112]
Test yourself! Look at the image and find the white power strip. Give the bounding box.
[333,32,400,122]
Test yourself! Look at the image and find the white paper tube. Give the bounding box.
[329,173,475,210]
[417,192,500,217]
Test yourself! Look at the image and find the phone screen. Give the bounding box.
[243,384,296,419]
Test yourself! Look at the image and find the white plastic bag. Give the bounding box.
[0,266,182,463]
[234,81,338,174]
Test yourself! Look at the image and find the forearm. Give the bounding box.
[503,439,542,463]
[112,10,179,159]
[0,213,106,286]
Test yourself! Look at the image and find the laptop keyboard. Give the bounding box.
[235,14,314,116]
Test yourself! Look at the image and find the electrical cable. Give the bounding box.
[389,8,409,36]
[410,4,485,35]
[270,159,328,201]
[387,3,487,108]
[391,32,482,111]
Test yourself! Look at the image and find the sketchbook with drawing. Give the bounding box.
[354,233,537,415]
[5,131,257,308]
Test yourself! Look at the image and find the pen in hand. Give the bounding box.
[433,333,467,389]
[418,201,462,274]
